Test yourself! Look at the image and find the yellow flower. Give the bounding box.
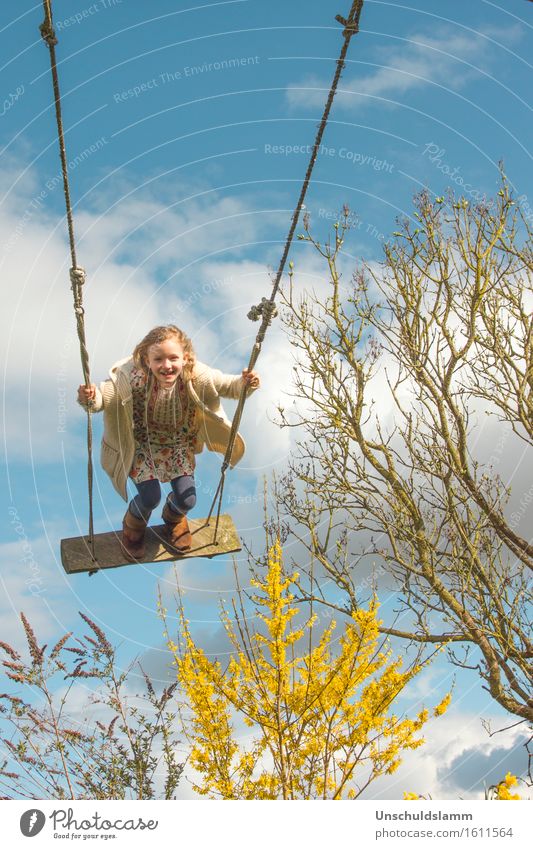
[494,774,521,800]
[170,538,447,799]
[504,772,517,788]
[433,692,451,717]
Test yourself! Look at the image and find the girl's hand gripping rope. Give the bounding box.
[78,384,97,405]
[241,369,260,389]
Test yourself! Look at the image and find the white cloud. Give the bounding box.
[286,25,523,111]
[0,156,301,472]
[368,708,529,800]
[0,531,70,656]
[0,183,162,462]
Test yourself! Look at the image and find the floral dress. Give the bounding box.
[129,368,198,483]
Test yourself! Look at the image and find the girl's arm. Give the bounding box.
[209,368,261,399]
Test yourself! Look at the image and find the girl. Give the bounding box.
[78,325,260,561]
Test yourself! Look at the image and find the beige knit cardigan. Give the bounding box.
[81,357,256,501]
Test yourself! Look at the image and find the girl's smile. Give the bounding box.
[146,339,187,386]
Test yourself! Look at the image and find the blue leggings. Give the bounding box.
[129,475,197,520]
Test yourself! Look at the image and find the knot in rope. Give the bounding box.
[39,19,58,47]
[335,14,359,38]
[247,297,279,324]
[70,267,87,318]
[70,266,86,288]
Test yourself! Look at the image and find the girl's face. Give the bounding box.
[146,338,186,386]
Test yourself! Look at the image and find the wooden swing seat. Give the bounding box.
[60,514,241,574]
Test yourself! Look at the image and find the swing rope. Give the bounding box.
[206,0,366,540]
[40,0,96,562]
[39,0,365,560]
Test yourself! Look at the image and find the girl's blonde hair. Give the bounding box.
[133,325,196,380]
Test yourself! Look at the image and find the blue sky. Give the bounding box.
[1,0,532,800]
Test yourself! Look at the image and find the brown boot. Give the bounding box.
[162,502,192,552]
[121,509,148,561]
